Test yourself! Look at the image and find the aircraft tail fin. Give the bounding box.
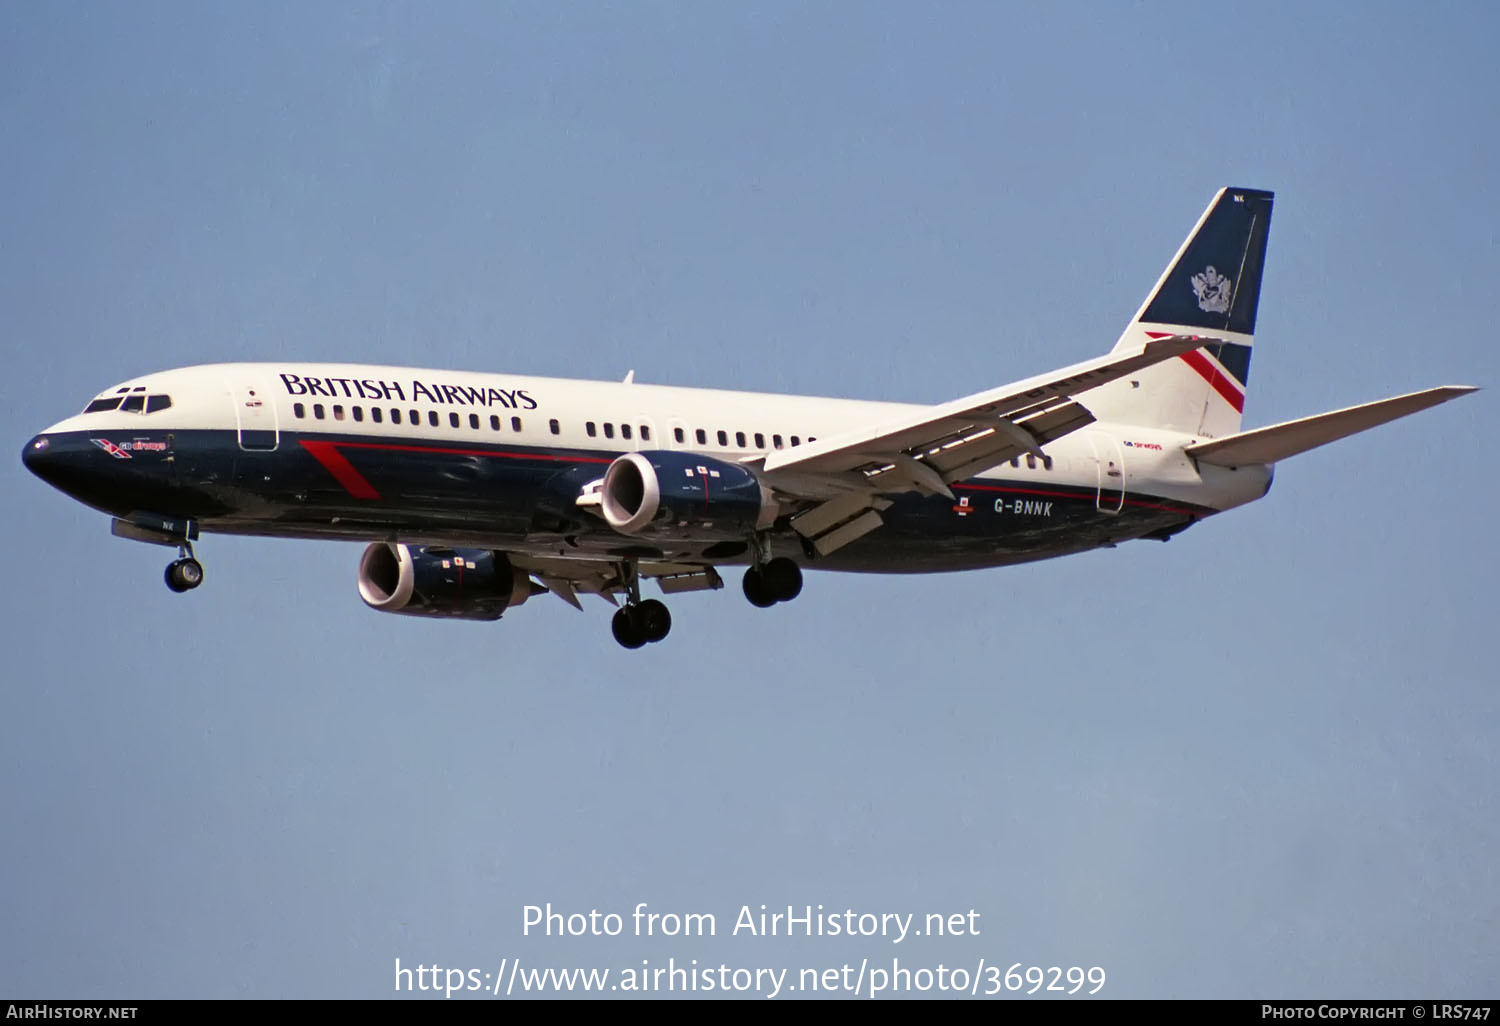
[1082,187,1273,438]
[1185,386,1477,467]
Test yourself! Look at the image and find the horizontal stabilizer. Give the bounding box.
[1185,386,1477,466]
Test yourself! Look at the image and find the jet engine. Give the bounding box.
[357,543,541,620]
[599,451,777,538]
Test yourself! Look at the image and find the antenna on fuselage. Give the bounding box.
[622,370,635,384]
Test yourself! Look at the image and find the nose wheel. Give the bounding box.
[164,539,204,594]
[165,556,204,593]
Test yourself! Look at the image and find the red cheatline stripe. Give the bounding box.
[1179,349,1245,413]
[299,440,382,500]
[1144,330,1246,412]
[954,482,1202,516]
[297,438,615,500]
[327,440,613,464]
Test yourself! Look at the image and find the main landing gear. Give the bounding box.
[610,560,671,649]
[743,556,802,608]
[164,544,204,594]
[611,599,671,649]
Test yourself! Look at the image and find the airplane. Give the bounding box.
[21,187,1477,649]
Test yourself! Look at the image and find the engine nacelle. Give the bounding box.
[600,451,778,538]
[357,543,538,621]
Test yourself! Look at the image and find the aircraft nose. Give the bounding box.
[21,434,55,479]
[21,432,85,493]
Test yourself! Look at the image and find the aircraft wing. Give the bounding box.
[508,553,724,611]
[750,334,1212,554]
[759,334,1208,493]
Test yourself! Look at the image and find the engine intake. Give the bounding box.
[600,451,777,538]
[357,543,540,621]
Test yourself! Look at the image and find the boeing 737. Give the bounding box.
[22,188,1476,648]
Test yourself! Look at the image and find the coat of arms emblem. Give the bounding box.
[1190,265,1232,314]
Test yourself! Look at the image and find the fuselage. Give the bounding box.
[22,362,1274,574]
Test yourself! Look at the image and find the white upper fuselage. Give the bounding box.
[44,361,1272,518]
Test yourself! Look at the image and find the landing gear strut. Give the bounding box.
[610,560,672,649]
[164,543,204,594]
[743,556,802,608]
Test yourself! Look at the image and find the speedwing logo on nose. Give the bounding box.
[1190,265,1233,314]
[91,438,131,459]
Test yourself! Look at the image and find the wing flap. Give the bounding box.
[509,553,725,606]
[1186,386,1477,466]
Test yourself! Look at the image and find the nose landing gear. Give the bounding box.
[164,541,204,593]
[165,557,204,592]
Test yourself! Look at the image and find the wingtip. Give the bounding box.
[1429,384,1481,399]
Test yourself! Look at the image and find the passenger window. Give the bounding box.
[333,405,346,421]
[604,422,615,439]
[121,394,145,413]
[391,409,402,425]
[428,411,439,427]
[586,422,597,437]
[410,409,419,425]
[490,415,501,431]
[549,419,560,435]
[773,434,783,449]
[754,432,765,449]
[1026,454,1036,469]
[716,430,727,446]
[293,402,306,419]
[314,404,326,420]
[640,425,650,442]
[695,429,707,445]
[449,412,460,428]
[1010,456,1019,467]
[511,417,522,432]
[790,435,800,446]
[621,424,632,440]
[146,395,172,413]
[371,407,383,424]
[353,406,364,422]
[735,431,746,448]
[1043,456,1053,470]
[674,427,685,443]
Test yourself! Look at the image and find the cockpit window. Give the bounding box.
[86,392,173,414]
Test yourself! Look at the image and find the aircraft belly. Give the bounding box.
[57,428,1206,574]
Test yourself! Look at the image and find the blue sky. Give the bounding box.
[2,2,1495,999]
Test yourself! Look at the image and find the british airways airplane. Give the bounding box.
[22,188,1476,648]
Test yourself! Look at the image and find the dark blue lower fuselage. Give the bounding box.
[24,428,1211,573]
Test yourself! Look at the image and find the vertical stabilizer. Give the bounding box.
[1083,187,1273,437]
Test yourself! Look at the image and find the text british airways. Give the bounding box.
[279,373,538,410]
